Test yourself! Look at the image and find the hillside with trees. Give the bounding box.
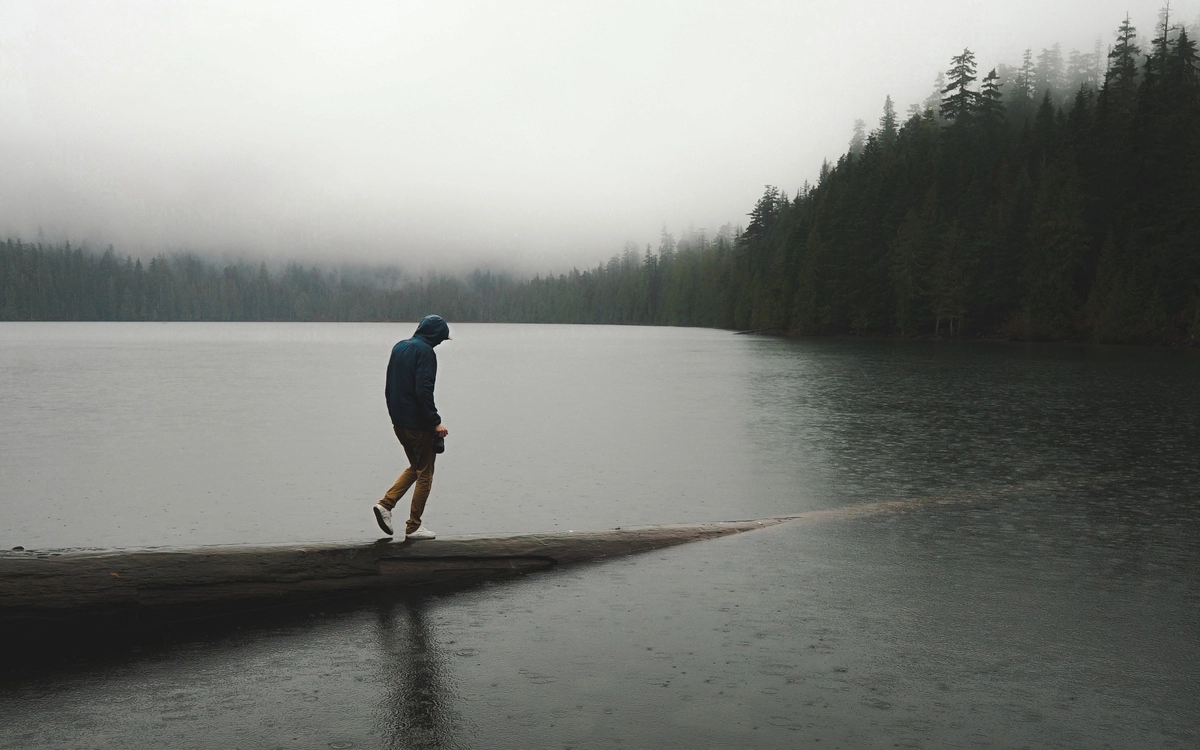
[712,13,1200,344]
[2,12,1197,344]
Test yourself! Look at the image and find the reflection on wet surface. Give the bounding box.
[2,327,1199,748]
[3,505,1198,749]
[375,600,465,750]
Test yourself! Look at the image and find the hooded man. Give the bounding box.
[374,315,451,540]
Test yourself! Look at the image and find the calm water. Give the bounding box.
[2,323,1199,748]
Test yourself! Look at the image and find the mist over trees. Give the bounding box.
[0,231,738,325]
[3,12,1198,344]
[704,11,1199,344]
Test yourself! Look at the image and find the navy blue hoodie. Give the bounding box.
[385,315,450,430]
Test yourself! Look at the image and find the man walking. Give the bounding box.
[373,315,451,540]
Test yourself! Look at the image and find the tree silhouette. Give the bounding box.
[941,48,979,123]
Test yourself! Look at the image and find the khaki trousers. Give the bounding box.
[380,426,436,534]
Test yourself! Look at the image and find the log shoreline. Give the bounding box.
[0,517,798,631]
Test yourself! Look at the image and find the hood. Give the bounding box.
[413,315,451,347]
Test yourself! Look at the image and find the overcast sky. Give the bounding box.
[0,1,1187,272]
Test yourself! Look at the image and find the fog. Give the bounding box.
[0,0,1186,272]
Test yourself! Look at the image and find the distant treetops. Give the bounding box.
[711,10,1199,344]
[2,12,1197,344]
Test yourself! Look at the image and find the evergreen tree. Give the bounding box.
[878,95,899,145]
[849,119,867,156]
[1066,41,1104,91]
[978,68,1006,129]
[941,48,979,123]
[1035,43,1066,98]
[1009,49,1037,123]
[1168,26,1199,89]
[744,186,782,243]
[1104,14,1142,113]
[917,71,946,117]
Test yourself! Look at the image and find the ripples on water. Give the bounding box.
[2,323,1197,748]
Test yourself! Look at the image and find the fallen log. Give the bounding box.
[0,517,796,629]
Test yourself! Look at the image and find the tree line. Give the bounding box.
[0,235,739,324]
[3,12,1198,343]
[724,12,1200,344]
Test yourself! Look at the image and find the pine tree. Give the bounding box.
[1104,14,1141,112]
[1147,4,1175,79]
[1166,26,1200,110]
[941,48,979,123]
[1035,44,1066,98]
[1009,49,1037,123]
[744,186,782,243]
[978,69,1006,129]
[1067,48,1086,88]
[878,95,898,145]
[920,71,946,116]
[1067,45,1102,91]
[849,119,867,156]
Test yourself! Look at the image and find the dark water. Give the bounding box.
[2,324,1198,748]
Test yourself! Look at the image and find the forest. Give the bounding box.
[2,13,1197,344]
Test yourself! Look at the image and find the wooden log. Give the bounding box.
[0,517,797,628]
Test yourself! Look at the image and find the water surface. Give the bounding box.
[2,323,1197,748]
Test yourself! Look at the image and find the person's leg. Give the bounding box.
[380,426,422,510]
[398,428,436,534]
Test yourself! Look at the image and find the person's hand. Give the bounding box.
[435,424,449,438]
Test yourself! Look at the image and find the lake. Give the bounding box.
[2,323,1198,748]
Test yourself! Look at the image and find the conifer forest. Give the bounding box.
[3,14,1198,344]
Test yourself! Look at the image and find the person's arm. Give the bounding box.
[414,347,445,434]
[384,349,399,423]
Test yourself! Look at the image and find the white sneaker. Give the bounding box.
[405,525,436,540]
[373,504,394,535]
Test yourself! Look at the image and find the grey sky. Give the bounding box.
[0,0,1183,272]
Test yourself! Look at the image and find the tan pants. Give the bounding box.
[380,426,436,534]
